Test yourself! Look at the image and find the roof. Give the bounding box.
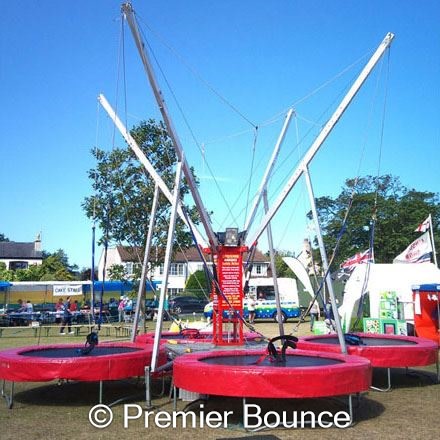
[115,245,270,263]
[0,242,42,260]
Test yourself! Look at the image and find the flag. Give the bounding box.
[415,215,430,233]
[341,249,372,271]
[393,231,432,264]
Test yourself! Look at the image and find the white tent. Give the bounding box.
[339,262,440,330]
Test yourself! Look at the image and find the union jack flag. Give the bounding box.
[415,215,430,233]
[341,249,373,271]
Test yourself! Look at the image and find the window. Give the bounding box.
[255,264,262,275]
[170,263,184,276]
[9,261,28,270]
[125,262,134,275]
[168,288,184,296]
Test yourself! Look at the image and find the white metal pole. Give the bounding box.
[303,166,346,353]
[429,214,438,266]
[131,184,160,342]
[151,162,183,372]
[244,109,294,234]
[263,190,284,336]
[246,32,395,248]
[98,94,207,248]
[122,3,218,249]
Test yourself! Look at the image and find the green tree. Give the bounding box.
[314,175,440,269]
[82,119,200,267]
[185,270,210,298]
[0,233,9,242]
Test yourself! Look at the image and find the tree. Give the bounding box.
[185,270,210,298]
[82,119,200,267]
[0,233,9,242]
[314,175,440,269]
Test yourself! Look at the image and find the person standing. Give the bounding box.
[60,296,74,335]
[247,295,257,324]
[324,299,336,334]
[309,299,320,332]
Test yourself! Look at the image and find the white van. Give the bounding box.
[203,277,301,323]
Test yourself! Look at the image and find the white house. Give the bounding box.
[0,235,43,271]
[97,246,271,296]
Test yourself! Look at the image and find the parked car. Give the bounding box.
[168,296,208,314]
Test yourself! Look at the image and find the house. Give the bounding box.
[97,245,271,296]
[0,235,43,271]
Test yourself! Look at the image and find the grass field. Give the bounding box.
[0,320,438,440]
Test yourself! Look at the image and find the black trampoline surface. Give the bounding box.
[200,354,344,367]
[20,346,143,358]
[309,336,418,346]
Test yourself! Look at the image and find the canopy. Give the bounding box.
[339,263,440,330]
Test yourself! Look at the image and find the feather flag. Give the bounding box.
[393,231,432,263]
[415,215,430,233]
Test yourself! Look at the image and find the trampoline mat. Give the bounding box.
[20,346,143,358]
[201,354,343,367]
[309,336,418,346]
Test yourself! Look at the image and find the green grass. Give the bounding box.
[0,321,438,440]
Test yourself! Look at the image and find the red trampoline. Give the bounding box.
[173,349,371,399]
[297,333,438,368]
[0,342,164,382]
[0,342,166,408]
[297,333,439,391]
[136,330,262,345]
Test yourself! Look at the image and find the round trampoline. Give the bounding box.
[297,333,438,368]
[173,349,372,398]
[0,342,165,382]
[136,331,263,345]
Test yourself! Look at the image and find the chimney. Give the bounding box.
[34,232,41,252]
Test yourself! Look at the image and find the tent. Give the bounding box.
[339,263,440,331]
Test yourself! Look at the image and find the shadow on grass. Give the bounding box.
[181,394,385,429]
[12,378,168,408]
[372,366,439,390]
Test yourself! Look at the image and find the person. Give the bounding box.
[25,300,34,313]
[60,296,74,335]
[124,297,133,322]
[248,295,256,324]
[309,299,320,332]
[55,298,64,324]
[17,299,26,312]
[118,296,127,323]
[324,299,336,334]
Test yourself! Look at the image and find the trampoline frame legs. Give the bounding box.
[1,379,14,409]
[370,367,392,392]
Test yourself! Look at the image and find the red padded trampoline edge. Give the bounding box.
[0,342,164,382]
[297,334,438,367]
[173,349,372,398]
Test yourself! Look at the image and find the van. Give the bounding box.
[203,277,301,323]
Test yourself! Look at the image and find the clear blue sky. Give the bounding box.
[1,0,439,269]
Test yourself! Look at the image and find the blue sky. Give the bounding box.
[1,0,439,269]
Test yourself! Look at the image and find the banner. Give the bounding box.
[341,249,372,271]
[415,215,430,233]
[53,284,83,296]
[393,231,432,264]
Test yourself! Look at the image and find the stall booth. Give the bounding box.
[412,283,440,346]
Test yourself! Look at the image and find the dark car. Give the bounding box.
[168,296,208,314]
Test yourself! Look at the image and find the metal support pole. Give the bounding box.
[122,3,218,249]
[131,184,160,342]
[145,366,152,409]
[303,166,346,353]
[246,32,394,248]
[263,190,284,335]
[99,380,103,404]
[151,162,183,372]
